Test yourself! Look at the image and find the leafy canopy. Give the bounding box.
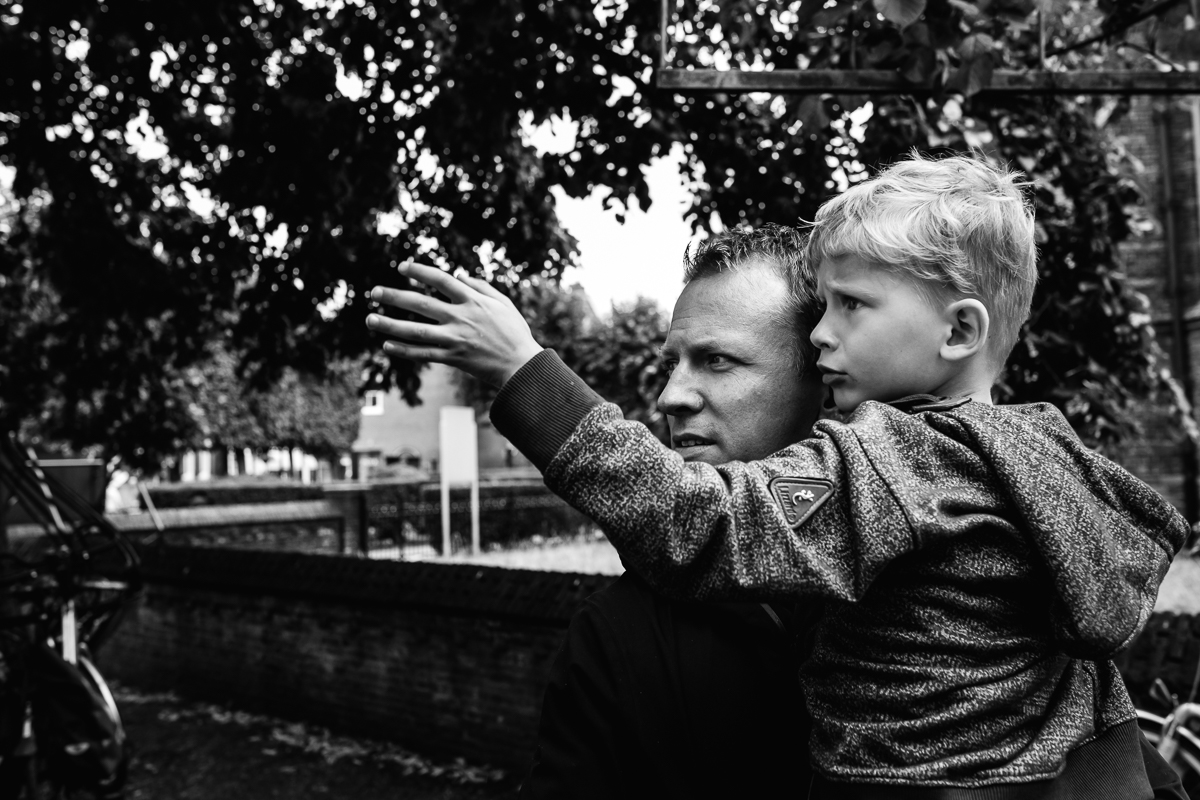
[0,0,1188,469]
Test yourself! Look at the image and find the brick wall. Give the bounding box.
[1107,96,1200,518]
[96,547,616,768]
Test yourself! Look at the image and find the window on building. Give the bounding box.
[361,390,385,416]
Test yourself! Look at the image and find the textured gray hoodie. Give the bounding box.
[491,350,1190,793]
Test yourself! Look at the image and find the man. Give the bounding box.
[518,225,825,799]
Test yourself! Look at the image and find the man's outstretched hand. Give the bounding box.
[367,261,545,388]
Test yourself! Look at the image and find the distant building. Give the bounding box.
[352,363,532,479]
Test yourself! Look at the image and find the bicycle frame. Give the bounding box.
[1136,678,1200,793]
[0,433,141,799]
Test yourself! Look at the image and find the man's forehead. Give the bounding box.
[676,263,790,309]
[664,274,791,353]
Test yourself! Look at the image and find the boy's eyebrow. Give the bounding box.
[823,275,882,300]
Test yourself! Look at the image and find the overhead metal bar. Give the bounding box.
[657,68,1200,96]
[657,0,1200,96]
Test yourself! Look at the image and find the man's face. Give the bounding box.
[657,262,824,465]
[810,254,953,413]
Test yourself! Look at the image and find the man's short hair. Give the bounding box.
[683,224,821,378]
[804,152,1037,368]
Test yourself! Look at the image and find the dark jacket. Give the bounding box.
[492,350,1190,796]
[520,572,816,799]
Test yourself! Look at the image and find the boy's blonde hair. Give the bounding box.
[805,152,1037,371]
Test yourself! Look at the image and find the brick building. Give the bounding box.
[1107,95,1200,521]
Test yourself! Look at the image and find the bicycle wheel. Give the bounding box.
[1138,709,1200,796]
[30,645,127,800]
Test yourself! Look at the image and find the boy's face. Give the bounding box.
[811,254,955,414]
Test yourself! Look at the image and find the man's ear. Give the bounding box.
[941,299,989,362]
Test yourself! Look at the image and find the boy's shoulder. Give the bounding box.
[815,396,1123,524]
[829,395,1075,455]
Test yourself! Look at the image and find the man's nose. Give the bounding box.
[810,312,835,350]
[657,368,703,417]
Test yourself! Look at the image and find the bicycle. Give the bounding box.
[0,434,141,799]
[1137,677,1200,795]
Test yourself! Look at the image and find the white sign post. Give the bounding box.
[439,406,480,556]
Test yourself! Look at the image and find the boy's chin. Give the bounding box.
[830,391,862,416]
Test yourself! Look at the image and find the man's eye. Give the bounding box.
[661,360,677,375]
[707,354,732,368]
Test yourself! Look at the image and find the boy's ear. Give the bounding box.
[941,299,989,362]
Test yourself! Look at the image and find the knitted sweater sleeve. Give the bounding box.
[491,350,915,603]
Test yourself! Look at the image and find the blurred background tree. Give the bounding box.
[0,0,1191,470]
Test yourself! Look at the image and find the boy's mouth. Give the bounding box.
[819,368,847,385]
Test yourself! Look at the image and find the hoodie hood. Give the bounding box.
[931,401,1188,659]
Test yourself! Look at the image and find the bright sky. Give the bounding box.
[554,147,695,318]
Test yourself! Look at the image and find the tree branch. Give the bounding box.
[1045,0,1188,57]
[1116,40,1186,70]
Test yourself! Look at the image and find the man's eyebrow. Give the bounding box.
[664,338,733,358]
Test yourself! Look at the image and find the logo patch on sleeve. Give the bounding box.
[768,476,834,529]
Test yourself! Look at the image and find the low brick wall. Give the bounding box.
[97,547,1193,770]
[96,547,615,768]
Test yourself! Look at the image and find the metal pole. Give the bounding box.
[357,490,370,556]
[441,481,451,557]
[1038,9,1047,70]
[62,600,77,665]
[1158,103,1200,522]
[470,479,480,556]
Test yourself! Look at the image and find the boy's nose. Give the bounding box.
[657,370,704,417]
[810,315,835,350]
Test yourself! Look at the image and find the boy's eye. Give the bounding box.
[661,359,677,376]
[843,296,863,311]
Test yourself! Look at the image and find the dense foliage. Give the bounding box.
[0,0,1192,469]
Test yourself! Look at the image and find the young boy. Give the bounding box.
[366,153,1189,796]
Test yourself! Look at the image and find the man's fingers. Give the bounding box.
[382,340,451,363]
[457,274,510,304]
[397,260,473,303]
[370,286,453,322]
[366,314,453,346]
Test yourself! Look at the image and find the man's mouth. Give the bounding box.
[673,435,714,450]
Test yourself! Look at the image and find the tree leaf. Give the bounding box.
[902,46,938,83]
[1161,27,1200,62]
[874,0,928,29]
[957,33,995,61]
[795,0,827,29]
[946,54,994,97]
[798,94,832,131]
